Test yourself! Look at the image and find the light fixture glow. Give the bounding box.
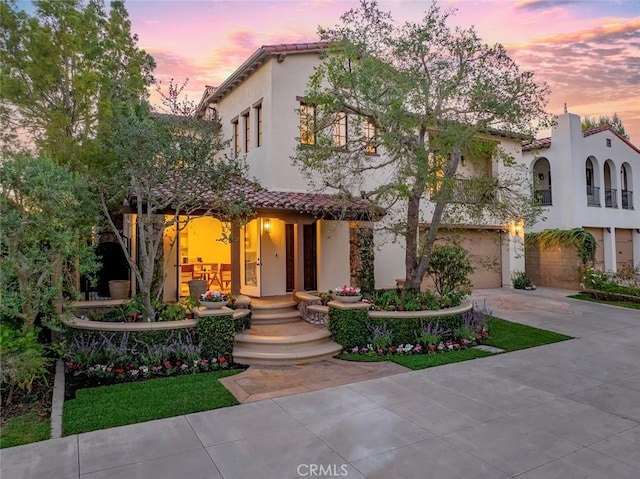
[263,218,271,234]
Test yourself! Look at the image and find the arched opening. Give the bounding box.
[532,157,552,205]
[585,157,600,206]
[621,163,633,209]
[604,160,617,208]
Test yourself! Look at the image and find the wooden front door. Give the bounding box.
[303,223,317,291]
[285,224,295,292]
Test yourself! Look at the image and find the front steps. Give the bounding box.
[233,300,342,366]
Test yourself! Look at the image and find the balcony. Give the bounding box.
[586,186,600,206]
[622,190,633,210]
[605,188,618,208]
[534,188,552,206]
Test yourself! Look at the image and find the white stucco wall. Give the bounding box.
[316,220,350,292]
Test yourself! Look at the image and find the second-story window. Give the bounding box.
[243,111,250,153]
[364,120,377,154]
[300,103,316,145]
[256,103,263,147]
[333,112,347,148]
[232,118,240,157]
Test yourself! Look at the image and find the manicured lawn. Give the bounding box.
[568,293,640,310]
[338,317,572,370]
[63,370,241,435]
[0,413,50,449]
[482,317,571,352]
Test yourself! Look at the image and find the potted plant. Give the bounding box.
[332,285,362,303]
[200,290,229,309]
[108,279,130,300]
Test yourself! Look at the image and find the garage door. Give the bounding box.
[421,229,502,290]
[584,227,604,269]
[615,228,633,270]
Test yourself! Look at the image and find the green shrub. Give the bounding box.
[511,271,532,290]
[197,314,235,360]
[583,267,640,297]
[233,311,252,333]
[328,308,370,349]
[0,326,51,404]
[426,244,473,296]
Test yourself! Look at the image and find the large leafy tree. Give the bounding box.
[0,154,98,332]
[99,83,252,317]
[0,0,154,167]
[293,1,552,290]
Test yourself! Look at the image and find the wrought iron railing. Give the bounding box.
[432,177,497,204]
[534,188,552,206]
[586,186,600,206]
[622,190,633,210]
[605,188,617,208]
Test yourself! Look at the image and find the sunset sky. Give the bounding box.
[50,0,640,142]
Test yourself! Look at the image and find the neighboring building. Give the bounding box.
[522,112,640,285]
[153,43,529,300]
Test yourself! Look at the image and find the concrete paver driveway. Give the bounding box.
[2,287,639,478]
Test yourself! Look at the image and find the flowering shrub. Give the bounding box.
[582,267,640,297]
[334,285,361,296]
[200,290,229,302]
[64,329,232,383]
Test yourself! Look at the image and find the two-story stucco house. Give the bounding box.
[522,111,640,282]
[157,43,529,301]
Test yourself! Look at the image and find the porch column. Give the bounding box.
[603,227,617,273]
[294,221,305,291]
[231,223,241,295]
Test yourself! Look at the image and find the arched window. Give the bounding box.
[604,160,618,208]
[532,157,552,205]
[621,163,633,209]
[586,157,600,206]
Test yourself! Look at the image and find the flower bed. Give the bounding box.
[328,300,487,354]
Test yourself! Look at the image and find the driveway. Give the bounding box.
[2,287,639,478]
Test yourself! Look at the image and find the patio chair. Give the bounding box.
[220,263,232,290]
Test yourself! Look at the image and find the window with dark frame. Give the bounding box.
[232,119,240,157]
[256,103,263,147]
[243,111,250,152]
[300,103,316,145]
[333,112,347,148]
[606,138,612,147]
[364,120,377,154]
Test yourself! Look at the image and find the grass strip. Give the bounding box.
[338,317,572,370]
[568,293,640,311]
[63,370,240,435]
[0,413,50,449]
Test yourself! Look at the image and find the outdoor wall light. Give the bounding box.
[263,218,271,234]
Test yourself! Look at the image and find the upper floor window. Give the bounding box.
[232,118,240,157]
[332,112,347,148]
[300,103,316,145]
[364,120,377,154]
[243,111,250,153]
[606,138,612,147]
[255,103,263,148]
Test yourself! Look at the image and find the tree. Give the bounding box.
[98,82,252,317]
[581,113,629,140]
[293,0,551,290]
[0,154,98,332]
[0,0,155,167]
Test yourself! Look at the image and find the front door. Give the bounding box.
[285,224,295,292]
[303,223,317,290]
[240,219,261,296]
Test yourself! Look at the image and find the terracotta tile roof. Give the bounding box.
[522,137,551,151]
[523,125,640,154]
[131,174,382,221]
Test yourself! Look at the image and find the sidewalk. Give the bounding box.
[2,287,639,478]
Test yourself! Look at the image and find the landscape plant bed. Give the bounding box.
[63,370,242,435]
[579,289,640,304]
[568,293,640,311]
[337,317,571,370]
[0,373,53,449]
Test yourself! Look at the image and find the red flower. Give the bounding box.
[175,361,182,366]
[115,368,124,374]
[219,357,227,363]
[164,361,172,369]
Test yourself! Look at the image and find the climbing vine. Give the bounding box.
[525,228,596,265]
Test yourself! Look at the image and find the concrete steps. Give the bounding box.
[233,298,342,365]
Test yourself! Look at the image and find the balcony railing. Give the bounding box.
[605,188,618,208]
[586,186,600,206]
[534,188,552,206]
[622,190,633,209]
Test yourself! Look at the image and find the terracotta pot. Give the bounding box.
[108,280,130,300]
[188,279,207,300]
